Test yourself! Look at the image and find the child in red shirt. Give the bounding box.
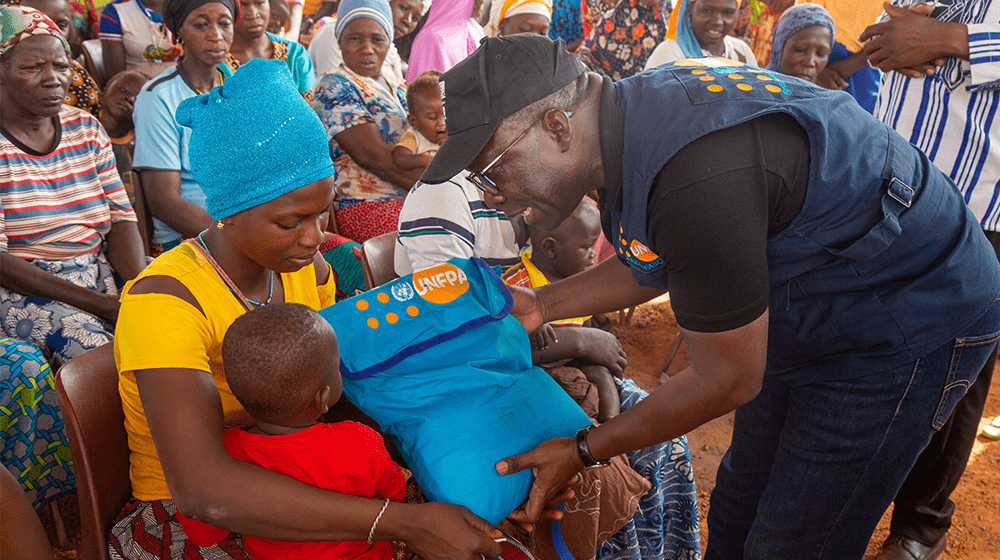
[176,303,406,559]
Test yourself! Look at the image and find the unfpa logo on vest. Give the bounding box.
[625,240,664,271]
[412,263,470,304]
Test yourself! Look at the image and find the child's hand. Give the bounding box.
[530,323,558,350]
[577,329,627,377]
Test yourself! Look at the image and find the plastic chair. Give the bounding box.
[80,39,107,88]
[55,344,131,560]
[361,232,399,290]
[130,170,154,256]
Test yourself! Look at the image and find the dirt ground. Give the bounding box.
[40,294,1000,559]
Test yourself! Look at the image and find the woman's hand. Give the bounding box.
[495,437,584,522]
[397,503,503,559]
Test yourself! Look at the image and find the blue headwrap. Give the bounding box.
[175,59,335,220]
[333,0,394,41]
[766,3,835,71]
[673,0,703,59]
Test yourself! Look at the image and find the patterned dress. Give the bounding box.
[0,338,75,512]
[311,64,411,242]
[578,0,668,80]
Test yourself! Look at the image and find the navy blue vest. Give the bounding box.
[610,59,1000,384]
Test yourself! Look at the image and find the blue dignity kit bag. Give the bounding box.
[318,257,591,525]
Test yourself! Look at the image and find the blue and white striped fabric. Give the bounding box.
[874,0,1000,230]
[395,172,521,276]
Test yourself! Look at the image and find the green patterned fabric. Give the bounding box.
[0,337,75,511]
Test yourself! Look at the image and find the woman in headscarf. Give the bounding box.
[223,0,315,95]
[644,0,755,69]
[576,0,667,80]
[483,0,552,37]
[311,0,422,242]
[0,4,144,510]
[111,58,505,560]
[131,0,238,252]
[0,5,145,368]
[766,2,833,84]
[404,0,483,82]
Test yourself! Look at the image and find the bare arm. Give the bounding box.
[105,220,147,281]
[511,256,665,335]
[284,2,303,40]
[392,145,434,171]
[0,252,120,324]
[498,309,769,520]
[815,50,868,90]
[141,169,214,238]
[335,124,424,189]
[102,40,128,78]
[529,327,627,377]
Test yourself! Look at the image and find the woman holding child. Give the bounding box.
[112,59,504,559]
[311,0,422,243]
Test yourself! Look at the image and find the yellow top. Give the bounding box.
[114,242,337,501]
[795,0,885,53]
[506,250,592,326]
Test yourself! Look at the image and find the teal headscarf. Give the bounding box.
[176,59,335,220]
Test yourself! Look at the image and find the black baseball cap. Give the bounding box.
[420,34,586,184]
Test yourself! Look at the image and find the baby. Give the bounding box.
[177,303,405,559]
[392,70,447,173]
[504,199,624,422]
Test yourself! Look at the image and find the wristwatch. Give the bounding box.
[575,425,612,469]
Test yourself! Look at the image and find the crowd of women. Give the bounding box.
[1,0,891,557]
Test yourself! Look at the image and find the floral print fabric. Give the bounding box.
[311,65,410,210]
[579,0,667,80]
[597,378,702,559]
[0,251,118,369]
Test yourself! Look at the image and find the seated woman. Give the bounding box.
[311,0,422,242]
[0,6,145,368]
[765,2,834,85]
[132,0,236,252]
[307,0,422,82]
[576,0,667,80]
[111,58,505,560]
[99,0,181,80]
[644,0,756,69]
[223,0,315,95]
[483,0,552,38]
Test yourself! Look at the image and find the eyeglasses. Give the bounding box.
[468,110,574,196]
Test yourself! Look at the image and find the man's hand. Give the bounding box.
[510,285,546,335]
[860,2,965,76]
[496,437,584,522]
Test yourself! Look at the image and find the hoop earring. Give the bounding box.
[216,221,225,230]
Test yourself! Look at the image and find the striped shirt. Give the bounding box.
[874,0,1000,230]
[394,172,520,276]
[1,105,136,261]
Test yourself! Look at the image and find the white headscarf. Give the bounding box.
[483,0,552,36]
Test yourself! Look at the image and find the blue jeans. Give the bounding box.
[705,296,1000,560]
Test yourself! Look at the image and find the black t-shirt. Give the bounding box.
[599,78,810,333]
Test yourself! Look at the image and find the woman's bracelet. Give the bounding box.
[367,498,391,544]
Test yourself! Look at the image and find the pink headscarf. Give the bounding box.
[404,0,484,83]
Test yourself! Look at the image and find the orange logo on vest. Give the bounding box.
[629,240,660,262]
[413,263,469,304]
